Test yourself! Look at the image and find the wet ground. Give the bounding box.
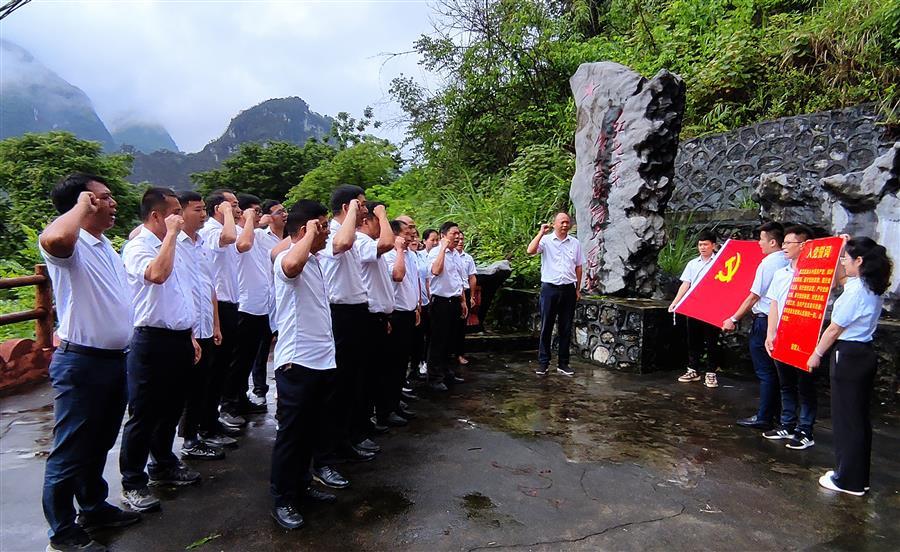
[1,351,898,551]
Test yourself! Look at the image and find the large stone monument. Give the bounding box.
[569,62,685,296]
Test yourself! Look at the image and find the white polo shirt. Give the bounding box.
[428,247,464,298]
[356,232,395,314]
[178,231,216,339]
[237,227,281,316]
[414,250,431,306]
[538,234,583,285]
[122,226,197,331]
[384,249,419,312]
[39,229,133,350]
[749,250,790,315]
[680,254,717,286]
[272,248,336,370]
[320,218,367,305]
[766,265,795,327]
[832,277,883,342]
[458,251,477,290]
[198,218,240,304]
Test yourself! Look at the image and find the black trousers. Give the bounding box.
[324,303,368,453]
[251,327,275,396]
[427,296,461,380]
[203,301,238,432]
[222,312,270,414]
[362,312,390,429]
[382,310,416,417]
[831,341,877,492]
[411,306,430,374]
[270,365,336,507]
[687,317,720,371]
[538,283,577,366]
[454,289,472,357]
[179,337,216,445]
[120,327,193,490]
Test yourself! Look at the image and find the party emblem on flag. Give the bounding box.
[714,253,741,283]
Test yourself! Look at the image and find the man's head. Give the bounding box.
[358,201,384,239]
[422,229,439,251]
[286,200,329,253]
[782,224,813,261]
[50,172,118,233]
[697,229,716,258]
[408,229,421,251]
[390,219,409,243]
[238,193,263,228]
[141,187,181,238]
[178,191,206,235]
[330,184,367,225]
[552,212,571,236]
[456,231,466,252]
[396,215,417,235]
[757,221,784,254]
[204,189,240,222]
[439,221,461,248]
[261,199,287,232]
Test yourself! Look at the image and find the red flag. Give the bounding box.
[674,239,766,328]
[771,237,843,371]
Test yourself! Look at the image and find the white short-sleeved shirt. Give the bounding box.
[320,218,367,305]
[237,227,281,316]
[356,232,395,314]
[39,229,133,349]
[198,218,240,304]
[384,249,419,311]
[831,277,883,342]
[428,247,464,298]
[272,248,336,370]
[414,250,431,306]
[749,251,790,315]
[458,251,477,290]
[178,231,216,339]
[122,226,197,331]
[679,254,717,286]
[766,265,795,327]
[538,234,584,285]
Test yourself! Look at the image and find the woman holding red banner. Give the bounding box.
[808,237,892,496]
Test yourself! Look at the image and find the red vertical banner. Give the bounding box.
[674,240,766,328]
[771,237,843,371]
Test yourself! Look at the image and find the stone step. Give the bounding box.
[464,332,537,353]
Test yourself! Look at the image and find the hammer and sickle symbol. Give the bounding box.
[714,253,741,283]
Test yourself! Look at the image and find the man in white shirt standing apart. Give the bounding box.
[526,212,583,377]
[426,221,468,391]
[40,173,140,552]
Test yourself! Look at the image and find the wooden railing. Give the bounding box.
[0,264,54,348]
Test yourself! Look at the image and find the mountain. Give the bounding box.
[127,97,333,190]
[111,122,179,153]
[0,40,117,151]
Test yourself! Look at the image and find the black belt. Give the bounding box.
[754,313,768,318]
[58,340,128,358]
[431,295,459,303]
[542,282,576,288]
[134,326,193,337]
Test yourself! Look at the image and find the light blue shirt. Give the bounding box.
[832,277,883,342]
[750,251,790,315]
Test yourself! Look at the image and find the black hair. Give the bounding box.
[390,219,407,235]
[140,187,178,221]
[364,201,384,219]
[50,172,109,214]
[286,200,328,237]
[845,237,893,296]
[439,221,459,235]
[238,193,262,211]
[261,199,282,215]
[204,189,233,217]
[783,224,813,242]
[697,229,716,243]
[178,191,203,207]
[422,229,438,241]
[330,184,365,215]
[758,221,784,246]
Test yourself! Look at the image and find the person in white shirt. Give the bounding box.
[269,200,339,530]
[763,225,818,450]
[248,199,287,406]
[722,222,790,430]
[669,229,720,387]
[526,212,583,377]
[808,237,891,496]
[119,188,203,513]
[355,202,397,438]
[175,191,227,460]
[426,221,468,391]
[454,232,479,366]
[414,229,438,377]
[422,228,440,254]
[39,173,140,551]
[398,217,428,393]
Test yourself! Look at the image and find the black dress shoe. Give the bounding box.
[428,381,448,392]
[340,445,376,463]
[304,486,336,503]
[448,376,465,384]
[271,505,304,530]
[371,420,390,434]
[401,390,419,401]
[77,505,142,532]
[313,466,350,489]
[397,407,417,420]
[736,415,772,430]
[355,438,381,453]
[381,412,408,427]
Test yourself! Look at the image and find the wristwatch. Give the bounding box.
[730,317,739,324]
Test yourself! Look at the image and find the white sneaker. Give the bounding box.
[677,368,700,383]
[704,372,718,388]
[419,361,428,375]
[818,471,865,496]
[121,487,160,512]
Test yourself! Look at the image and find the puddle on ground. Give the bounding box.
[462,492,494,518]
[334,485,412,525]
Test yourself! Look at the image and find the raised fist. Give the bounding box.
[347,199,360,213]
[540,223,552,234]
[165,214,184,234]
[77,191,99,214]
[216,201,231,217]
[305,219,320,237]
[394,236,406,250]
[259,214,273,227]
[440,237,451,250]
[373,204,387,218]
[242,208,258,225]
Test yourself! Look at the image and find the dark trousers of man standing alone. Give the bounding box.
[538,282,576,368]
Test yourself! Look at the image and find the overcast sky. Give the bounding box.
[1,0,438,152]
